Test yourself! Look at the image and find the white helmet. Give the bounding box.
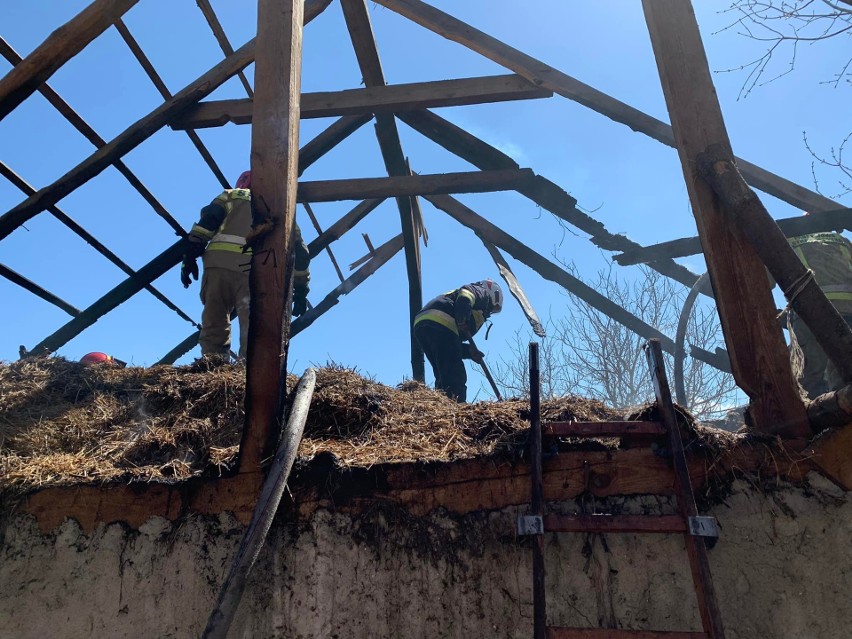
[479,279,503,314]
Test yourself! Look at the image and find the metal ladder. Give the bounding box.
[518,339,726,639]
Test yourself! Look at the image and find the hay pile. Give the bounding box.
[0,357,620,494]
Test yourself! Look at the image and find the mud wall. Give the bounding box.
[1,474,850,639]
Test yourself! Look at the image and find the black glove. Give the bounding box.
[462,342,484,363]
[181,257,199,288]
[292,287,308,317]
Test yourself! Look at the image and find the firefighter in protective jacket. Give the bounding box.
[788,229,852,398]
[181,170,311,359]
[414,279,503,402]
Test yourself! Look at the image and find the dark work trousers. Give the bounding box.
[414,321,467,402]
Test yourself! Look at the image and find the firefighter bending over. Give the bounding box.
[180,170,311,360]
[414,279,503,402]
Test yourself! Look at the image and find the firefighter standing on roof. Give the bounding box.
[181,170,311,359]
[414,279,503,402]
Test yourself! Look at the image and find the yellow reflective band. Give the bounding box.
[825,292,852,302]
[207,242,252,254]
[458,289,475,305]
[414,309,458,335]
[191,225,216,240]
[293,269,310,277]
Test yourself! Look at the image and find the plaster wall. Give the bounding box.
[1,475,849,639]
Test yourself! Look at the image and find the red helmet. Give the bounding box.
[235,170,251,189]
[80,352,127,368]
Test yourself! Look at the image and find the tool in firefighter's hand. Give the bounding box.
[468,336,503,401]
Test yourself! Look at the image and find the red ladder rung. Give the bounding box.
[543,514,686,534]
[544,421,666,438]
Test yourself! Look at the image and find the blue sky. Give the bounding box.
[1,1,849,397]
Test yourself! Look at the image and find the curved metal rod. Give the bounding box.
[202,368,316,639]
[674,272,710,407]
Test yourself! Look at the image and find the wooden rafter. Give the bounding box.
[171,74,552,129]
[297,168,534,202]
[307,198,384,257]
[0,0,140,120]
[397,110,704,293]
[303,202,345,282]
[0,162,198,329]
[340,0,424,382]
[0,0,331,243]
[643,0,808,436]
[614,208,852,266]
[0,37,185,237]
[481,240,545,338]
[195,0,254,98]
[0,263,81,318]
[373,0,838,214]
[113,19,230,189]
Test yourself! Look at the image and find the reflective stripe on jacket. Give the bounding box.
[414,284,489,337]
[790,232,852,313]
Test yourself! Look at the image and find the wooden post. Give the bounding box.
[238,0,304,474]
[0,0,140,120]
[642,0,808,437]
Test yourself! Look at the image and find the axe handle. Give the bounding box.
[468,336,503,401]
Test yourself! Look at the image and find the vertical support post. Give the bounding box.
[642,0,808,436]
[529,342,546,639]
[239,0,304,474]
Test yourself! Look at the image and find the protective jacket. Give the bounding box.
[789,232,852,315]
[413,283,491,337]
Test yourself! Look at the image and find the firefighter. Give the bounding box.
[787,222,852,398]
[413,279,503,402]
[181,170,311,360]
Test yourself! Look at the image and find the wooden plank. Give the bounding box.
[374,0,838,214]
[614,208,852,266]
[307,198,385,256]
[482,240,545,337]
[529,343,546,639]
[0,263,80,317]
[298,114,372,176]
[238,0,304,475]
[340,0,424,383]
[646,340,725,638]
[113,19,229,189]
[545,421,666,437]
[643,0,808,437]
[26,241,185,356]
[0,161,198,329]
[303,203,344,282]
[547,630,705,639]
[0,0,141,120]
[398,110,704,294]
[0,37,185,236]
[171,74,552,128]
[543,514,686,534]
[0,0,330,242]
[297,169,534,202]
[291,234,404,336]
[195,0,254,98]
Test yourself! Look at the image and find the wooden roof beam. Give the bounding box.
[170,74,552,129]
[0,37,185,237]
[0,263,81,318]
[341,0,424,382]
[0,0,331,243]
[195,0,254,98]
[643,0,808,437]
[113,19,230,189]
[614,208,852,266]
[297,168,534,202]
[373,0,838,214]
[0,0,140,120]
[0,162,198,329]
[307,198,385,257]
[481,240,546,338]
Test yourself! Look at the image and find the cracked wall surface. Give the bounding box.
[1,474,849,638]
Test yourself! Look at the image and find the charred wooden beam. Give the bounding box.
[238,0,305,475]
[307,198,384,257]
[292,234,405,336]
[0,161,198,328]
[614,208,852,266]
[113,19,229,189]
[481,240,545,338]
[195,0,254,98]
[171,74,552,129]
[303,203,344,282]
[697,146,852,386]
[297,169,534,202]
[0,0,330,243]
[298,114,373,175]
[26,240,185,356]
[0,37,185,236]
[643,0,808,437]
[341,0,424,382]
[0,263,80,317]
[0,0,140,120]
[397,110,703,293]
[374,0,838,214]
